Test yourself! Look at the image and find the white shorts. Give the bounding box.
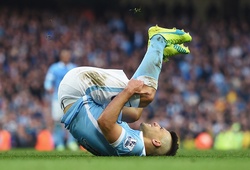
[51,99,64,121]
[58,67,140,110]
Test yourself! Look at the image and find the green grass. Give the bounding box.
[0,149,249,170]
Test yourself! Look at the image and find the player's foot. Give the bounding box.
[67,141,79,151]
[163,44,190,62]
[148,25,192,46]
[56,144,65,151]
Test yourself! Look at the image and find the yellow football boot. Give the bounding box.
[148,25,192,46]
[163,44,190,62]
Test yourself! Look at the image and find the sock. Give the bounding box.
[132,34,166,89]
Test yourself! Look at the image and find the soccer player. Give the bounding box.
[59,25,192,156]
[44,49,78,151]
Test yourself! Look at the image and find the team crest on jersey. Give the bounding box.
[124,136,137,151]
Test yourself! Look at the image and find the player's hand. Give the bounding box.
[126,79,144,94]
[47,88,54,94]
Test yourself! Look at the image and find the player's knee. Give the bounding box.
[140,89,155,107]
[146,87,156,102]
[145,92,154,104]
[127,113,141,122]
[149,89,156,101]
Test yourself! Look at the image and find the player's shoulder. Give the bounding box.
[49,62,61,68]
[70,63,77,67]
[111,126,145,156]
[47,63,58,71]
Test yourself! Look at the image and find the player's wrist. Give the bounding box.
[123,87,135,97]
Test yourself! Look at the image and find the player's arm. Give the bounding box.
[97,79,144,143]
[121,107,143,123]
[121,85,156,123]
[44,66,55,94]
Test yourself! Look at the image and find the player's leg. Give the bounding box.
[66,132,79,151]
[130,34,166,108]
[52,99,78,151]
[131,25,192,107]
[120,26,192,122]
[132,34,166,89]
[51,100,65,151]
[119,34,166,122]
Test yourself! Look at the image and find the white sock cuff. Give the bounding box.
[136,76,158,90]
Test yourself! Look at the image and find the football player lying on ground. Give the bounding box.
[58,25,192,156]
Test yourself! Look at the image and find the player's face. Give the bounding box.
[140,122,172,155]
[60,50,71,63]
[140,122,170,139]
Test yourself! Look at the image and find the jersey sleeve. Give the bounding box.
[110,126,146,156]
[44,65,55,90]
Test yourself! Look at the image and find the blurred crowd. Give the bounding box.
[0,3,250,150]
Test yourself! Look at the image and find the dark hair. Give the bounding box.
[166,131,179,156]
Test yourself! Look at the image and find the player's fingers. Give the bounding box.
[134,80,144,92]
[132,79,144,87]
[128,79,144,92]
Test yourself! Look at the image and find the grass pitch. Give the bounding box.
[0,149,249,170]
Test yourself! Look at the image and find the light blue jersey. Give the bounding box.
[44,61,77,100]
[61,96,146,156]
